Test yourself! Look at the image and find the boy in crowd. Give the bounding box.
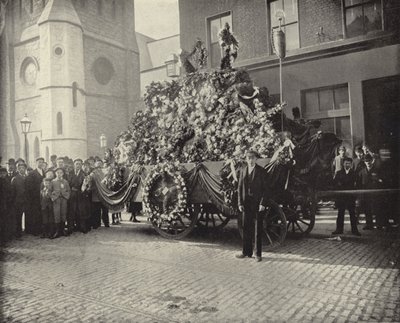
[51,168,71,238]
[353,146,365,172]
[41,178,54,238]
[332,146,347,179]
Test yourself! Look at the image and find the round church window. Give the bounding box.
[54,46,63,56]
[92,57,114,85]
[20,57,39,86]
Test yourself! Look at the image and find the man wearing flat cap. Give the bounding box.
[67,158,86,234]
[25,157,45,235]
[236,149,271,262]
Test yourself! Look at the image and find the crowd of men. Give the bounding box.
[0,155,111,242]
[331,144,398,235]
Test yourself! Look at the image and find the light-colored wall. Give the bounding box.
[147,35,180,67]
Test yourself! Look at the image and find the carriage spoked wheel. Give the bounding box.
[151,203,199,239]
[283,197,316,236]
[197,203,230,230]
[237,200,287,249]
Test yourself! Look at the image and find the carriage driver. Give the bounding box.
[236,150,271,262]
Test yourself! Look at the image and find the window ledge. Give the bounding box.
[234,31,396,71]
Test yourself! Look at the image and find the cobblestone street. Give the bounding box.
[1,217,399,323]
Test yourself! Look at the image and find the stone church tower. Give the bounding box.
[0,0,140,163]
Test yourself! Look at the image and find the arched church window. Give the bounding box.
[112,0,116,19]
[45,146,49,163]
[72,82,78,107]
[57,112,63,135]
[34,137,40,160]
[97,0,103,15]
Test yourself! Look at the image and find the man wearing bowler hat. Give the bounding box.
[236,150,270,262]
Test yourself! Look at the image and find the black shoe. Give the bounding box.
[352,231,361,236]
[235,254,247,259]
[104,224,110,228]
[332,230,343,235]
[132,219,140,223]
[40,233,46,239]
[255,256,262,262]
[363,225,373,230]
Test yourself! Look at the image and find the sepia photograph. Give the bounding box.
[0,0,399,322]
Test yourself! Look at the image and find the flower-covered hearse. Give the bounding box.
[94,32,341,246]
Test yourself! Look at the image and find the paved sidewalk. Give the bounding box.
[1,219,399,322]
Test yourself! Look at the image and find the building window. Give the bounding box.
[207,12,232,68]
[45,146,49,163]
[42,0,46,8]
[57,112,63,135]
[97,0,103,15]
[344,0,383,38]
[34,137,40,160]
[302,85,351,146]
[30,0,33,13]
[269,0,299,51]
[112,0,116,19]
[72,82,78,107]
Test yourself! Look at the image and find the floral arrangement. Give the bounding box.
[113,69,283,167]
[142,162,187,227]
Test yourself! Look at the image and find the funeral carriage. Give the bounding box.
[94,32,342,246]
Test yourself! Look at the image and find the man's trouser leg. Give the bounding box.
[243,199,255,257]
[336,201,345,233]
[101,205,109,226]
[15,207,23,237]
[347,200,359,233]
[91,202,101,228]
[255,210,263,257]
[67,192,77,232]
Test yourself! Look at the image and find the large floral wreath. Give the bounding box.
[143,162,187,227]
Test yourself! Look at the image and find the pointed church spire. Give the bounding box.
[38,0,82,29]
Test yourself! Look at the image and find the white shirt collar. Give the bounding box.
[248,164,255,174]
[345,168,351,174]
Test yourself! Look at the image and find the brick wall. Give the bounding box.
[179,0,270,64]
[299,0,343,47]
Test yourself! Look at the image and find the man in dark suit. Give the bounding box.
[25,157,45,235]
[67,158,86,233]
[11,162,28,238]
[236,150,270,262]
[357,154,384,230]
[332,157,361,236]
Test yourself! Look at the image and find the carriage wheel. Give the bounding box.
[151,204,199,240]
[237,200,287,248]
[197,204,230,230]
[284,198,316,236]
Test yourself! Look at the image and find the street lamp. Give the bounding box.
[165,54,180,77]
[100,133,107,149]
[272,9,286,130]
[20,113,32,164]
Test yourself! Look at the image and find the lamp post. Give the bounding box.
[20,113,32,164]
[272,10,286,131]
[100,133,107,149]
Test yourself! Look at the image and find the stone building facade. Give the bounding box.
[179,0,400,154]
[0,0,140,163]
